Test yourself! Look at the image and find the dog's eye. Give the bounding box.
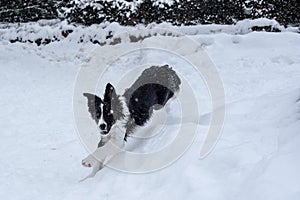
[96,112,101,118]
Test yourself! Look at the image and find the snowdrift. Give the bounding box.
[0,23,299,200]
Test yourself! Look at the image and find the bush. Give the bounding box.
[0,0,299,27]
[0,0,59,23]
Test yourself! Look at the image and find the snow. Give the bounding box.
[0,21,300,200]
[0,19,298,46]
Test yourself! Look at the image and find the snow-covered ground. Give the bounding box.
[0,23,300,200]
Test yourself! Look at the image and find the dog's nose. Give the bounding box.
[100,124,106,130]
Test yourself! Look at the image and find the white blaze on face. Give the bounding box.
[97,103,106,129]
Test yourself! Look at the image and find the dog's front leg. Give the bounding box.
[80,147,108,182]
[80,124,125,181]
[80,135,110,181]
[80,138,123,181]
[80,155,103,182]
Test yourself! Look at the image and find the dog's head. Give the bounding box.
[83,83,118,136]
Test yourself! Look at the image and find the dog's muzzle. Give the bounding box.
[101,131,109,135]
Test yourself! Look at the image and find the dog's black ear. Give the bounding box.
[104,83,116,103]
[83,93,102,121]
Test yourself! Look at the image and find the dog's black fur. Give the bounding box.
[84,65,181,143]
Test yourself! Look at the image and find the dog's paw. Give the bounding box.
[80,156,104,182]
[82,155,97,168]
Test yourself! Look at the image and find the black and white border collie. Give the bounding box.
[81,65,181,180]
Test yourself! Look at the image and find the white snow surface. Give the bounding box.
[0,18,298,46]
[0,23,300,200]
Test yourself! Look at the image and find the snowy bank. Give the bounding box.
[0,23,300,200]
[0,18,299,46]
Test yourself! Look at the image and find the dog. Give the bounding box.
[81,65,181,180]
